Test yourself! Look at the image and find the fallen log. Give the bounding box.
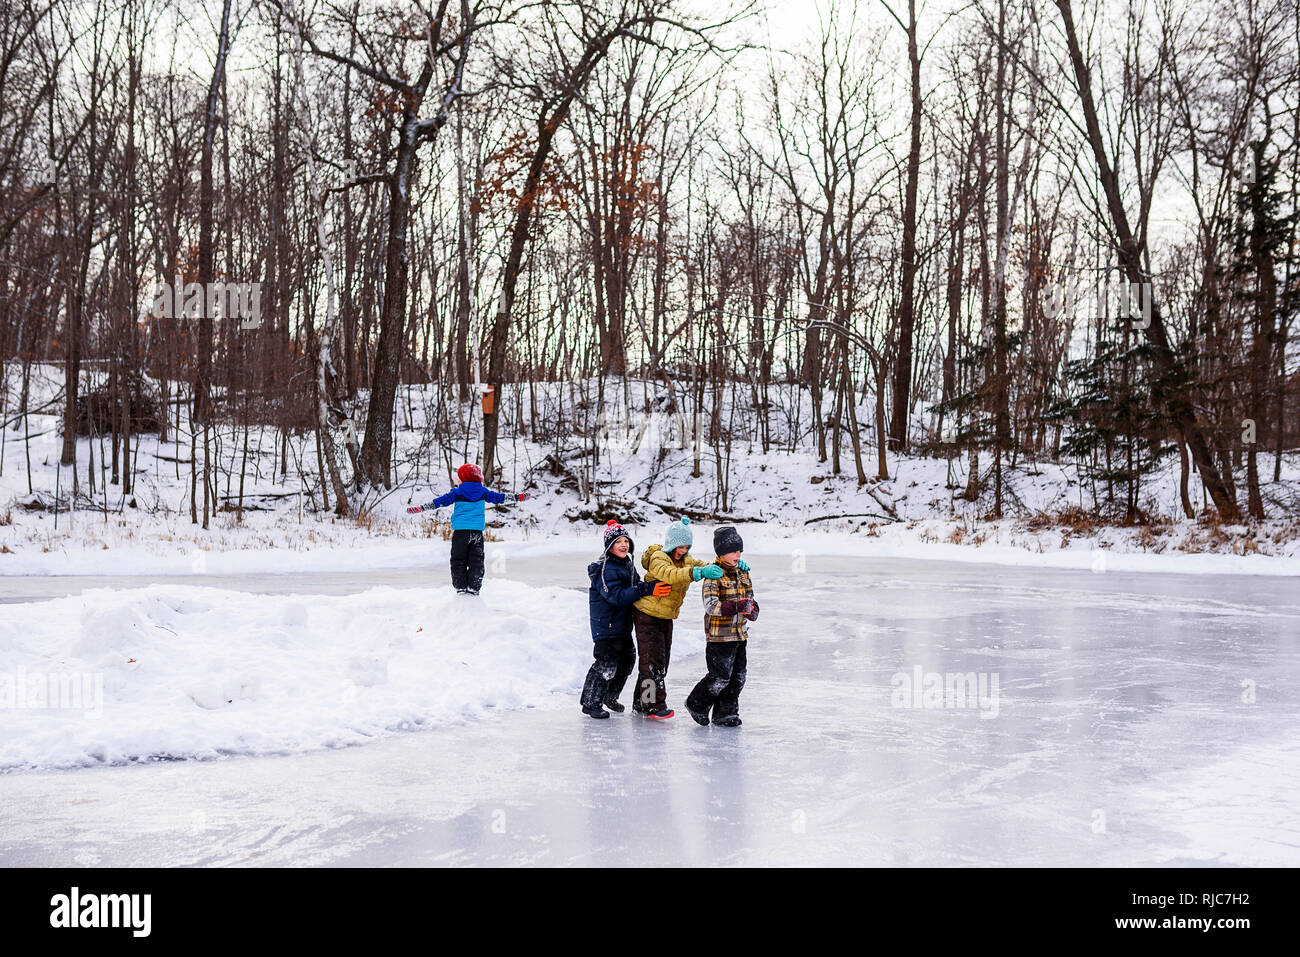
[642,500,763,524]
[804,512,898,525]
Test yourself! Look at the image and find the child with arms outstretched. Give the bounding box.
[407,463,529,595]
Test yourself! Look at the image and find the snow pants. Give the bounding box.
[450,529,485,592]
[580,634,636,709]
[632,609,673,712]
[686,640,748,721]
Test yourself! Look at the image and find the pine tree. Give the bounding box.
[1046,316,1179,523]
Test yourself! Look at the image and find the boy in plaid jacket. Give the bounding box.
[684,526,758,727]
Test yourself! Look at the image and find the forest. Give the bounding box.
[0,0,1296,534]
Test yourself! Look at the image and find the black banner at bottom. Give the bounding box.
[0,867,1281,944]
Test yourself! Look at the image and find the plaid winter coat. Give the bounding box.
[701,560,754,642]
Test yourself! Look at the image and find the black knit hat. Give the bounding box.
[713,525,743,555]
[597,519,639,593]
[603,518,633,554]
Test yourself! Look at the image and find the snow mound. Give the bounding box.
[0,581,592,771]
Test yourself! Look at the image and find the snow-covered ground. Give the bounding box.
[0,579,605,771]
[2,364,1297,576]
[1,552,1297,866]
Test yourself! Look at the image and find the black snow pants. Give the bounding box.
[580,635,636,710]
[450,529,485,592]
[686,640,748,721]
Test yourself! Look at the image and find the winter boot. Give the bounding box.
[604,698,625,713]
[714,714,742,727]
[685,703,710,726]
[581,663,612,719]
[644,706,674,720]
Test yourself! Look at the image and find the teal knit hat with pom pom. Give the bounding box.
[663,517,693,553]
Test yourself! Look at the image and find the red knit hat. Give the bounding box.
[457,463,483,483]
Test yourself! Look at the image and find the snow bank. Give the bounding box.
[0,581,600,772]
[4,364,1297,576]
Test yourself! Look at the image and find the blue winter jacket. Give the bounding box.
[588,540,651,642]
[428,481,508,530]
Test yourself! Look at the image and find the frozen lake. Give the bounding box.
[1,553,1297,866]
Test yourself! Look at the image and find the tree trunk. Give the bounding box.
[888,0,922,452]
[1054,0,1239,520]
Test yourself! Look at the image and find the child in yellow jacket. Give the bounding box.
[629,518,723,719]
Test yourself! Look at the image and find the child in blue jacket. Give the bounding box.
[407,463,530,594]
[582,519,670,718]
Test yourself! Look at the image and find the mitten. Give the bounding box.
[741,598,759,621]
[738,560,750,572]
[693,564,724,581]
[652,582,671,597]
[718,599,741,615]
[407,505,423,514]
[517,492,531,501]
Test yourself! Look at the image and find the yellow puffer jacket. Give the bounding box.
[633,544,712,620]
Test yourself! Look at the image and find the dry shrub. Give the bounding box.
[1023,511,1053,532]
[1055,505,1099,535]
[1133,525,1165,553]
[1271,520,1300,545]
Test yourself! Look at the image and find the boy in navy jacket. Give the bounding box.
[582,519,670,718]
[408,463,529,594]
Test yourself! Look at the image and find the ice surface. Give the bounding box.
[0,552,1297,866]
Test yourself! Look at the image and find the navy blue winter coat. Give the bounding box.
[588,539,651,642]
